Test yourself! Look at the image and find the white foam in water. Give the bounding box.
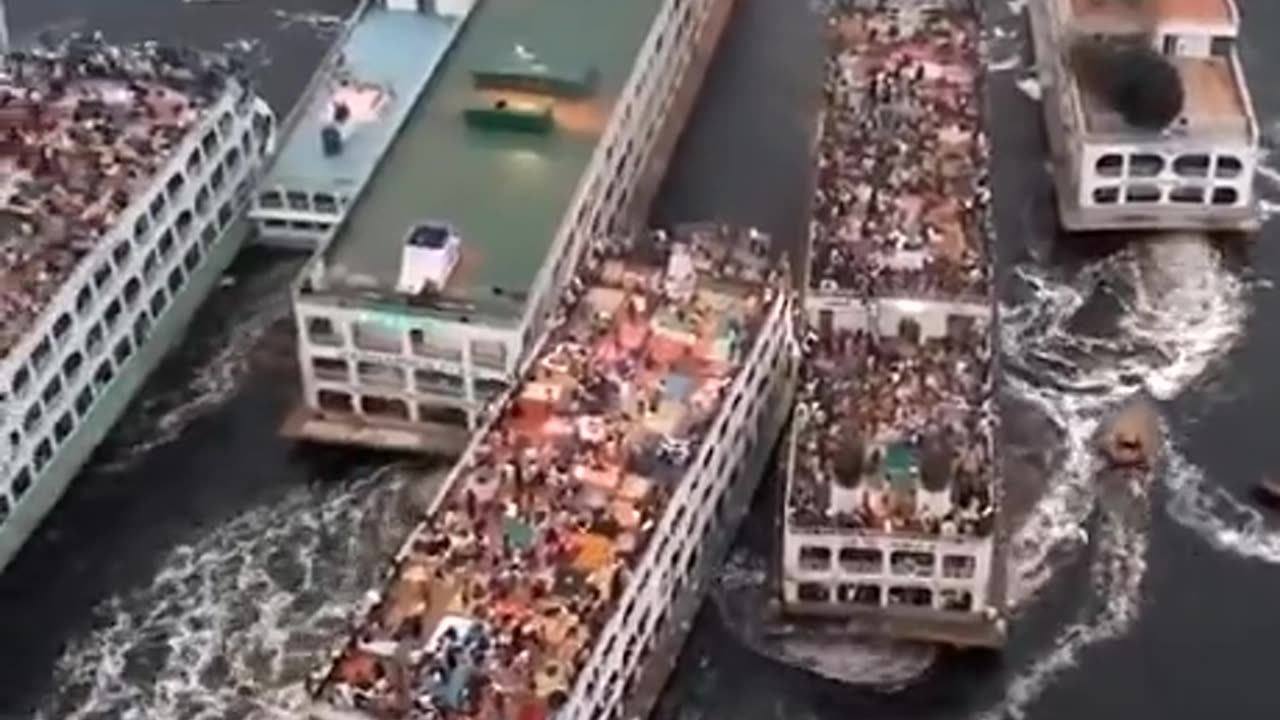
[38,466,426,720]
[983,235,1251,718]
[98,263,297,472]
[979,506,1149,720]
[1164,449,1280,563]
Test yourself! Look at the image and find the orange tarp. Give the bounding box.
[573,532,614,572]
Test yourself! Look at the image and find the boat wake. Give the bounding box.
[980,235,1250,718]
[1164,450,1280,563]
[36,465,439,720]
[97,261,298,473]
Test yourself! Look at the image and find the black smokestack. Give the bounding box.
[1070,36,1185,131]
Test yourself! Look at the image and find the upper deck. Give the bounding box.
[793,5,996,539]
[317,0,666,324]
[809,6,990,301]
[0,39,232,362]
[1075,53,1249,138]
[1051,0,1255,144]
[308,225,782,718]
[256,4,463,208]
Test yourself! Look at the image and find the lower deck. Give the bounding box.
[1050,163,1262,233]
[279,404,471,455]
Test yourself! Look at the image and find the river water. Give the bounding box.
[3,0,1280,719]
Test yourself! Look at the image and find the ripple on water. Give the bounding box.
[978,234,1250,719]
[39,465,444,720]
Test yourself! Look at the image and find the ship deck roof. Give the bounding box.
[1074,54,1250,139]
[258,6,460,202]
[312,225,782,719]
[0,40,232,363]
[320,0,665,324]
[1066,0,1236,30]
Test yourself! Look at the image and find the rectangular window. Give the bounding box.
[167,267,184,294]
[74,387,94,416]
[150,289,168,317]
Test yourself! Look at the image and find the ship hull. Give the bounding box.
[608,1,754,709]
[0,219,251,572]
[622,369,794,720]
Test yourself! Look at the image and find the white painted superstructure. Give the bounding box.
[286,0,736,453]
[1032,0,1261,231]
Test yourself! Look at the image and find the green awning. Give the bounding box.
[472,46,598,98]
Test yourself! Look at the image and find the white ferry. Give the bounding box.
[280,0,738,455]
[1030,0,1261,232]
[0,36,277,572]
[304,224,796,720]
[779,0,1005,649]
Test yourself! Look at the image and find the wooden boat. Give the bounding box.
[1096,396,1160,471]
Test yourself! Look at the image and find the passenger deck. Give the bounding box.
[309,224,785,718]
[0,41,231,360]
[810,4,990,300]
[782,1,1002,639]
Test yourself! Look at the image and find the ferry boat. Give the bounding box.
[303,224,797,720]
[1029,0,1261,232]
[279,0,738,454]
[775,0,1005,653]
[0,36,277,572]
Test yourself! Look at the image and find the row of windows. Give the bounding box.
[794,582,976,612]
[314,389,473,428]
[7,116,252,405]
[259,218,335,234]
[13,207,222,443]
[1091,184,1240,206]
[310,356,507,399]
[304,317,511,371]
[9,188,237,458]
[257,189,341,215]
[1,297,165,530]
[796,546,978,578]
[1094,152,1243,180]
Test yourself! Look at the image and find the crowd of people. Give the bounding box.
[810,2,992,300]
[315,227,778,719]
[0,35,236,357]
[789,323,996,538]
